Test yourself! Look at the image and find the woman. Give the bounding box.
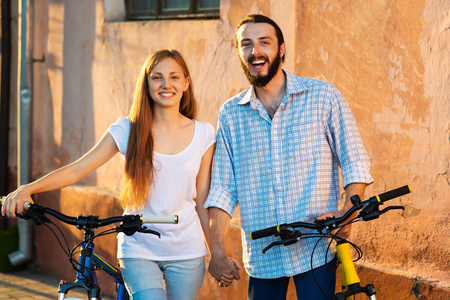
[2,49,216,299]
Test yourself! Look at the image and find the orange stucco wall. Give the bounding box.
[5,0,449,299]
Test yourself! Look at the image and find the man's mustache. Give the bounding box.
[248,54,268,64]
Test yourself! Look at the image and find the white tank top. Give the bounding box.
[108,117,216,260]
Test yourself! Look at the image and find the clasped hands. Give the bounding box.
[208,255,241,288]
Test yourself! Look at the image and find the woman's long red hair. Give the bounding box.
[119,49,197,210]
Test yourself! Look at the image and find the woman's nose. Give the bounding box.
[161,78,170,88]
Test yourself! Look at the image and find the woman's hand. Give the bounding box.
[1,186,33,218]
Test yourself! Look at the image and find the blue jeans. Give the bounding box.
[247,257,337,300]
[119,257,205,300]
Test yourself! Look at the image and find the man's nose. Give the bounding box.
[252,44,261,55]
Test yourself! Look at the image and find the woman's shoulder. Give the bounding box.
[109,116,130,132]
[108,117,130,154]
[112,116,130,126]
[192,120,216,152]
[193,119,215,135]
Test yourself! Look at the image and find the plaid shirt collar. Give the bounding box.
[237,70,309,106]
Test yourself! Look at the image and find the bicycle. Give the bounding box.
[0,197,178,300]
[249,185,412,300]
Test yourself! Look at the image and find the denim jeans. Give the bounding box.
[247,257,337,300]
[119,256,205,300]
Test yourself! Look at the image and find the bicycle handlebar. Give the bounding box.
[249,221,316,240]
[372,185,411,202]
[142,215,178,224]
[250,185,411,241]
[1,199,178,232]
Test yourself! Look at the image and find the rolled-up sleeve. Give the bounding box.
[326,87,373,188]
[205,110,238,217]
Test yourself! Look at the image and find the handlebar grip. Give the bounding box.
[23,202,33,210]
[250,225,280,240]
[373,185,411,203]
[141,215,178,224]
[0,197,32,211]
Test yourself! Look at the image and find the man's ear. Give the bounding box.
[280,43,286,59]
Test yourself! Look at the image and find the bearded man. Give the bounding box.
[206,14,373,300]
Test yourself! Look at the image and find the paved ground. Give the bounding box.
[0,268,114,300]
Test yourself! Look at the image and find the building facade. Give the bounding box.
[3,0,449,298]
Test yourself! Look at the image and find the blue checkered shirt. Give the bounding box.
[205,71,373,278]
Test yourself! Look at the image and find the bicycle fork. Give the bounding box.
[58,242,101,300]
[335,242,376,300]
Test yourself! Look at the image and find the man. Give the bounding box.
[206,14,373,299]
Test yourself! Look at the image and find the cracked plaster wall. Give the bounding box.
[7,0,449,298]
[292,0,449,292]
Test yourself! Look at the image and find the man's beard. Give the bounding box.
[240,51,281,88]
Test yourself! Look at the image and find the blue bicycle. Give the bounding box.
[0,198,178,300]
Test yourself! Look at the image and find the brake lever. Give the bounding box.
[379,206,405,215]
[359,204,405,221]
[261,230,302,254]
[138,227,161,238]
[262,241,282,254]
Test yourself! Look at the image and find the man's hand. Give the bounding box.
[208,207,241,287]
[316,210,353,240]
[317,183,367,240]
[218,257,241,287]
[209,254,241,286]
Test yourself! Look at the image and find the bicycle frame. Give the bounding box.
[93,252,127,298]
[57,229,128,300]
[335,242,376,300]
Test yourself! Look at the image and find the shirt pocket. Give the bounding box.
[287,122,322,161]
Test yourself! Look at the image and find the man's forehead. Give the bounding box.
[237,22,277,41]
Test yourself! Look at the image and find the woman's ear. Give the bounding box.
[184,76,191,92]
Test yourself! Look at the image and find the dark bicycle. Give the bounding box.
[250,185,412,300]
